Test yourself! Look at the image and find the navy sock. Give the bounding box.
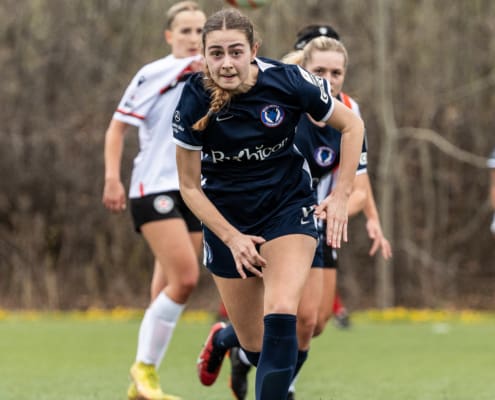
[255,313,297,400]
[242,348,260,367]
[292,350,308,380]
[213,323,240,351]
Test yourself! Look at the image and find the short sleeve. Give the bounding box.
[172,74,209,150]
[112,66,159,127]
[287,65,334,123]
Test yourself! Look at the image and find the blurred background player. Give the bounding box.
[102,2,205,399]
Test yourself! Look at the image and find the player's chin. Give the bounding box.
[218,77,240,90]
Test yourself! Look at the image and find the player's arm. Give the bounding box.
[102,119,129,212]
[315,99,364,248]
[176,146,266,278]
[357,173,392,259]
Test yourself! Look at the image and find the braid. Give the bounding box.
[192,67,232,131]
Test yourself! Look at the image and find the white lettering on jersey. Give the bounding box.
[211,137,289,163]
[297,66,329,104]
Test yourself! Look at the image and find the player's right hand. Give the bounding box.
[102,178,126,213]
[225,233,266,279]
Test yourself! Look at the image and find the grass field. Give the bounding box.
[0,310,494,400]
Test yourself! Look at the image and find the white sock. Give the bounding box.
[136,292,185,367]
[238,348,253,366]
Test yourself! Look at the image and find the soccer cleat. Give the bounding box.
[197,321,227,386]
[333,308,351,329]
[229,347,251,400]
[128,382,139,400]
[286,390,296,400]
[129,362,182,400]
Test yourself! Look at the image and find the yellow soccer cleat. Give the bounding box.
[129,362,182,400]
[127,382,139,400]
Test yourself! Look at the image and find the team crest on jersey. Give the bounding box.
[153,195,174,214]
[314,146,336,167]
[260,105,285,127]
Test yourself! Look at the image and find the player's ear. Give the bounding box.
[251,41,259,60]
[165,29,173,45]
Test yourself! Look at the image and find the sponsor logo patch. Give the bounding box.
[174,110,181,122]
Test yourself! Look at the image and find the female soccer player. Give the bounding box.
[227,27,392,400]
[172,8,364,400]
[102,2,205,399]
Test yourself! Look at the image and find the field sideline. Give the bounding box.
[1,309,494,400]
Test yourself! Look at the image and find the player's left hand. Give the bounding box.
[366,218,392,260]
[315,193,349,248]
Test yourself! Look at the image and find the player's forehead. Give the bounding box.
[307,50,345,69]
[205,29,249,50]
[169,10,205,30]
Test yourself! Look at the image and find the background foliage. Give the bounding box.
[1,0,494,310]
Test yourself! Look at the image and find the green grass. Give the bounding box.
[0,317,494,399]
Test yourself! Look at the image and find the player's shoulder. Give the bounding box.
[339,92,361,115]
[135,54,174,77]
[256,57,317,90]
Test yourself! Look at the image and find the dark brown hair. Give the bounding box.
[192,9,256,131]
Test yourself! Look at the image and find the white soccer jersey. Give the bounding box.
[113,54,201,198]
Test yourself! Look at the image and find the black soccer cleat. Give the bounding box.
[229,347,252,400]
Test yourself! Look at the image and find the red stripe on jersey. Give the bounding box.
[159,65,194,95]
[115,109,146,120]
[340,92,352,109]
[139,182,145,197]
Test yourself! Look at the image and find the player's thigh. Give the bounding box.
[261,234,316,315]
[141,218,199,280]
[189,231,203,260]
[213,275,264,351]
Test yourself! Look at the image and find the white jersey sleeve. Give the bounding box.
[112,54,202,198]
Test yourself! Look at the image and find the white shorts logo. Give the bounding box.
[153,195,174,214]
[360,152,368,166]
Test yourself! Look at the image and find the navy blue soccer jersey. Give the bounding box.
[173,57,334,233]
[295,113,368,185]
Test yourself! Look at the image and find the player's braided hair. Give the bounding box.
[192,67,231,131]
[192,8,255,131]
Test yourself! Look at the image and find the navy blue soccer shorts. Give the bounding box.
[203,203,319,278]
[311,239,338,269]
[130,190,202,233]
